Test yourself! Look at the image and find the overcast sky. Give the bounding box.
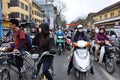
[60,0,120,23]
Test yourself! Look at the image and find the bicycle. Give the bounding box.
[31,51,55,80]
[0,48,33,80]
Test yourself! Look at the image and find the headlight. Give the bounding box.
[76,49,88,59]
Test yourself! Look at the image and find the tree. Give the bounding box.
[53,0,67,29]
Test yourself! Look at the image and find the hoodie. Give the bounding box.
[32,23,55,62]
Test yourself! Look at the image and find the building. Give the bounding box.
[38,0,56,29]
[93,1,120,28]
[2,0,43,28]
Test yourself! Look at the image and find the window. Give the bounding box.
[25,5,28,11]
[21,14,24,19]
[118,10,120,16]
[110,12,114,17]
[9,12,20,18]
[25,15,28,20]
[104,14,107,19]
[21,2,24,9]
[100,16,103,20]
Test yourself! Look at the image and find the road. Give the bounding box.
[8,50,120,80]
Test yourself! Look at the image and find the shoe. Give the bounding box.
[94,58,98,62]
[67,70,70,75]
[90,68,94,75]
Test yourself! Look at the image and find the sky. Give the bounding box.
[60,0,120,23]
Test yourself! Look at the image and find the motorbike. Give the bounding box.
[72,40,93,80]
[97,41,115,74]
[56,36,64,55]
[114,46,120,65]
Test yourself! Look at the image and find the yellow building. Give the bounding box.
[93,1,120,28]
[2,0,43,28]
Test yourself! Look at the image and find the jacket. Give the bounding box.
[95,32,112,45]
[32,23,56,62]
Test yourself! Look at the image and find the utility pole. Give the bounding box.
[0,0,3,38]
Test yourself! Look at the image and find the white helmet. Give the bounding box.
[77,24,83,29]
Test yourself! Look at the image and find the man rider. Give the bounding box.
[56,27,65,51]
[94,26,113,61]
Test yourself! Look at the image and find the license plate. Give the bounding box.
[57,39,63,42]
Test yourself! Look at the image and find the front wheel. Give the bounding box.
[105,58,115,74]
[58,46,62,55]
[79,72,86,80]
[0,69,11,80]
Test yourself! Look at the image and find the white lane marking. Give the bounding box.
[91,55,116,80]
[99,66,115,80]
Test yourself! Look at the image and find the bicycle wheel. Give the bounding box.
[0,69,11,80]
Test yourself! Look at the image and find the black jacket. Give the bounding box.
[32,23,56,62]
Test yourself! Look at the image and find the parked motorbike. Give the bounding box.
[97,41,115,74]
[56,36,64,55]
[73,40,93,80]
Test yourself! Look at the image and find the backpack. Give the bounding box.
[18,30,32,51]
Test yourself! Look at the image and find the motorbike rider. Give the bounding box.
[32,23,56,80]
[89,26,96,40]
[94,26,113,61]
[67,24,91,75]
[56,27,65,51]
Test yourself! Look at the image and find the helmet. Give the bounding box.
[77,24,83,29]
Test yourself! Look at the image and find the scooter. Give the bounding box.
[98,41,115,74]
[73,40,93,80]
[56,36,64,55]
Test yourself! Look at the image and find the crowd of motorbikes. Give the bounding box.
[55,31,120,80]
[1,29,120,80]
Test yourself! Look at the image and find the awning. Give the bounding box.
[94,16,120,24]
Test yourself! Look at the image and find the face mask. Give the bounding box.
[78,29,83,32]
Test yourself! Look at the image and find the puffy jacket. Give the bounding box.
[95,32,112,45]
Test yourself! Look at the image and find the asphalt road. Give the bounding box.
[5,50,120,80]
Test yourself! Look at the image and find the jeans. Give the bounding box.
[37,60,53,80]
[43,61,53,80]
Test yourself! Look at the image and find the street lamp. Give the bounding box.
[0,0,3,38]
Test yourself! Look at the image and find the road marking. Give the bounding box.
[91,55,116,80]
[99,66,115,80]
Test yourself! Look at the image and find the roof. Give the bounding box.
[95,1,120,16]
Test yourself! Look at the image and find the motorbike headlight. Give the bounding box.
[76,49,88,59]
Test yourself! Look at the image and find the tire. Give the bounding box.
[58,46,61,55]
[1,69,11,80]
[105,58,115,74]
[79,72,86,80]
